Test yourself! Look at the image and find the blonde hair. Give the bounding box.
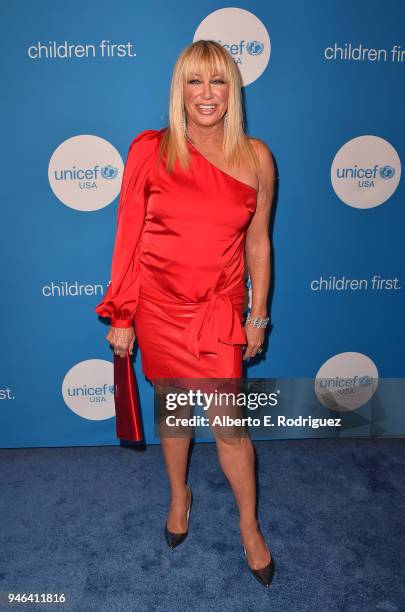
[158,40,260,174]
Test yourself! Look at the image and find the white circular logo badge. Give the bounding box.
[49,135,124,211]
[62,359,115,420]
[331,135,401,209]
[194,8,271,86]
[315,352,379,412]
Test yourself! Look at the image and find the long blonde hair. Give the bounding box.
[158,40,260,174]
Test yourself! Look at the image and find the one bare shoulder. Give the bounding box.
[248,137,275,191]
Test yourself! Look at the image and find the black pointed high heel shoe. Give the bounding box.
[243,544,275,588]
[164,485,192,549]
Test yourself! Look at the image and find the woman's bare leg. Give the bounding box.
[215,435,271,569]
[155,382,193,533]
[160,437,192,532]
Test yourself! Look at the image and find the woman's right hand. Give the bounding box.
[106,325,136,358]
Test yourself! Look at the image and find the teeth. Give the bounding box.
[198,105,215,109]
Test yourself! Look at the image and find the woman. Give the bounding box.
[95,40,275,588]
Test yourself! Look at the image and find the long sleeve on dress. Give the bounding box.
[94,129,159,327]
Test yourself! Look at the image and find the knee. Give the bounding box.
[214,433,251,451]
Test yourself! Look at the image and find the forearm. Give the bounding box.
[245,238,271,318]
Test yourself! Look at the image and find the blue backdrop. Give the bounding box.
[1,0,404,447]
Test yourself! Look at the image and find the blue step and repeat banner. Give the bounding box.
[1,1,404,448]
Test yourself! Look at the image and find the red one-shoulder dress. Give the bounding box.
[95,128,257,382]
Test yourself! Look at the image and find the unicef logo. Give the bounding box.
[62,359,116,421]
[101,165,118,180]
[194,8,271,86]
[379,165,395,180]
[331,135,401,209]
[48,135,124,212]
[315,352,379,412]
[246,41,264,56]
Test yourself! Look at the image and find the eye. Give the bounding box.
[187,78,226,85]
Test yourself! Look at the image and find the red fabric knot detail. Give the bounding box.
[182,290,247,377]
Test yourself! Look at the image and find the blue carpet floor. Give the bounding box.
[1,438,404,612]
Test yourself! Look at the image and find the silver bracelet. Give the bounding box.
[246,313,270,328]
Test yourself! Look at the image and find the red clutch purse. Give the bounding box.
[113,351,143,442]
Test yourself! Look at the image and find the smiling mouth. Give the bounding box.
[196,104,217,114]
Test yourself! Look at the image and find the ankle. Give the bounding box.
[239,517,259,531]
[170,485,189,502]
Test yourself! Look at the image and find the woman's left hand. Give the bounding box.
[242,323,266,360]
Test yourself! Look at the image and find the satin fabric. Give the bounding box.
[113,352,143,441]
[95,128,257,382]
